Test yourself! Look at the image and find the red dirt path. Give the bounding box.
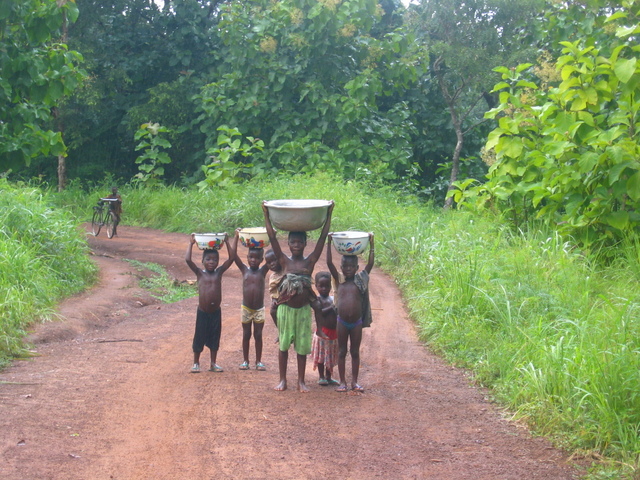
[0,225,584,479]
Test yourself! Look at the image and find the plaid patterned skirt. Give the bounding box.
[311,332,338,371]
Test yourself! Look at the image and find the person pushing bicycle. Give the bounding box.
[105,186,122,236]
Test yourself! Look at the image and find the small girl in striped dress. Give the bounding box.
[311,271,339,385]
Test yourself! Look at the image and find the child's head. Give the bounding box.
[315,271,332,297]
[264,249,280,272]
[340,255,359,279]
[202,249,219,271]
[287,231,307,256]
[247,247,264,270]
[111,186,118,195]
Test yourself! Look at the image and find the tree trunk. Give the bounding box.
[444,126,464,210]
[56,8,69,192]
[57,155,66,192]
[434,56,465,210]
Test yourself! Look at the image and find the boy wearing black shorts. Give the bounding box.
[185,233,238,373]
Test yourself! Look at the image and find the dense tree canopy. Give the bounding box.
[405,0,544,206]
[58,0,221,181]
[195,0,420,184]
[0,0,85,172]
[460,0,640,244]
[5,0,640,246]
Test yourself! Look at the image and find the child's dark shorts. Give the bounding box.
[192,307,221,353]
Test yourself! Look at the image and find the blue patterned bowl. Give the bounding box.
[239,228,270,249]
[331,231,369,256]
[194,233,226,250]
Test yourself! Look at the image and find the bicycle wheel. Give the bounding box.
[105,211,115,238]
[91,209,102,236]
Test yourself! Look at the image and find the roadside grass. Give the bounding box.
[0,180,96,368]
[15,174,640,478]
[125,259,196,303]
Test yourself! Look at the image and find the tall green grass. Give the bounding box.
[43,174,640,477]
[0,180,96,367]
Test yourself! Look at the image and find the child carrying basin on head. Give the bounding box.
[233,229,270,371]
[327,232,374,393]
[263,200,334,393]
[185,233,238,373]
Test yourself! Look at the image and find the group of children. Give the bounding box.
[184,200,375,393]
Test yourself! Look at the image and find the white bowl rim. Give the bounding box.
[238,227,268,234]
[264,199,332,209]
[332,231,369,238]
[193,232,227,236]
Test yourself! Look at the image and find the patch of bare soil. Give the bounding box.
[0,225,584,479]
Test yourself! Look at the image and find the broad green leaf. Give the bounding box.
[627,172,640,201]
[500,137,523,158]
[614,58,637,84]
[605,12,627,23]
[578,152,598,173]
[603,211,629,230]
[515,80,538,89]
[485,128,504,150]
[577,111,594,126]
[608,161,633,184]
[491,82,510,92]
[616,25,640,38]
[544,141,572,157]
[515,63,533,73]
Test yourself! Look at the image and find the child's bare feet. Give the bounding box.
[274,380,287,391]
[298,381,310,393]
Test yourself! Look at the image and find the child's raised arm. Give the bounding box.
[263,202,284,263]
[309,200,334,263]
[364,232,375,274]
[185,233,200,276]
[232,228,247,273]
[326,233,339,282]
[219,233,238,273]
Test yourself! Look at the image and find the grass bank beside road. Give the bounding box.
[0,180,96,368]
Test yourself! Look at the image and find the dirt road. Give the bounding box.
[0,226,583,479]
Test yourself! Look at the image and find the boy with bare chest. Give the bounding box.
[185,233,237,373]
[263,200,334,392]
[327,232,374,392]
[233,229,270,371]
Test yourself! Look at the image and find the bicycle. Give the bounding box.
[91,198,119,238]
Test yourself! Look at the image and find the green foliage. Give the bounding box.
[0,179,96,367]
[50,0,221,182]
[195,0,419,183]
[461,4,640,246]
[0,0,85,171]
[198,126,264,189]
[133,123,172,187]
[125,80,205,181]
[405,0,543,204]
